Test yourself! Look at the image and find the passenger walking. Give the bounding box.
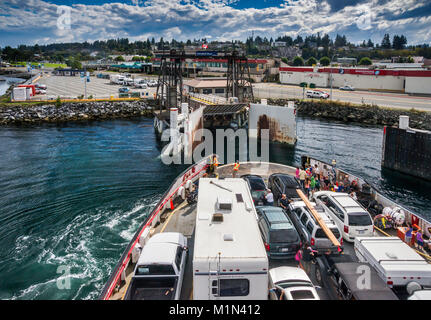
[232,161,240,178]
[265,189,274,206]
[295,167,300,179]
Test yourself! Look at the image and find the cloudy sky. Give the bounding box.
[1,0,430,47]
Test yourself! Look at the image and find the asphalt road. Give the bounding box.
[34,74,157,100]
[253,83,431,112]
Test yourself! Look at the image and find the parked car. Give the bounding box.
[268,173,302,203]
[269,266,320,300]
[35,89,46,95]
[241,174,267,206]
[124,232,188,300]
[306,90,330,99]
[119,87,130,93]
[256,206,301,259]
[339,85,355,91]
[312,191,374,242]
[287,200,343,253]
[35,83,47,90]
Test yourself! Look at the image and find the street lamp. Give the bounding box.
[330,53,338,100]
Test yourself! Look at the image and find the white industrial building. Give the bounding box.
[279,67,431,95]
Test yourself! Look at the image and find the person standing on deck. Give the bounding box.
[416,231,424,250]
[212,156,219,177]
[279,194,290,210]
[232,161,240,178]
[295,167,300,179]
[314,164,321,180]
[265,189,274,206]
[299,167,307,189]
[310,176,316,196]
[304,178,311,198]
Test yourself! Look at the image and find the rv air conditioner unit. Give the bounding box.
[216,196,232,211]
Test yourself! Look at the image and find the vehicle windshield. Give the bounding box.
[270,228,298,243]
[135,264,175,275]
[348,213,372,226]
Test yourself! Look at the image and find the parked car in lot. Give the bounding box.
[269,266,320,300]
[256,206,301,259]
[119,87,130,93]
[312,191,374,242]
[306,90,330,99]
[35,89,46,95]
[241,174,267,206]
[339,85,355,91]
[35,83,47,90]
[287,200,343,253]
[268,173,302,203]
[124,232,188,300]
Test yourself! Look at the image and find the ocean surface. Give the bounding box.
[0,116,430,300]
[0,77,24,96]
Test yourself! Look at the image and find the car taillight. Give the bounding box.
[387,281,393,286]
[264,242,270,251]
[344,225,349,233]
[310,238,315,246]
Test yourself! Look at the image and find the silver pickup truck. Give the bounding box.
[124,232,188,300]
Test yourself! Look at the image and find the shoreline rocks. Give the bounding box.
[0,101,154,125]
[265,99,431,131]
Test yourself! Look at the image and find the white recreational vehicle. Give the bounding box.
[354,237,431,289]
[110,74,126,85]
[192,178,269,300]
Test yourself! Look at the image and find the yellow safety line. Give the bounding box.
[190,97,216,105]
[374,226,431,261]
[120,200,187,300]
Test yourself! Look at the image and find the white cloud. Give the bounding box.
[0,0,430,46]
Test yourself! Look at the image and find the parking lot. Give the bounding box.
[34,73,158,100]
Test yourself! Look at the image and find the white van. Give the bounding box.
[313,191,374,242]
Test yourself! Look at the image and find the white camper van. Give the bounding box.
[354,237,431,289]
[193,178,269,300]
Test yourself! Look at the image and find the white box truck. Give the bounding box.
[193,178,269,300]
[354,237,431,289]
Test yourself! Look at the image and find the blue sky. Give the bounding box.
[1,0,430,47]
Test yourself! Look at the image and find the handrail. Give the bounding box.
[99,155,214,300]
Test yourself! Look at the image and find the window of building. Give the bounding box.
[215,88,225,94]
[203,88,213,94]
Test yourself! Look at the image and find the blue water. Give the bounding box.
[0,116,429,300]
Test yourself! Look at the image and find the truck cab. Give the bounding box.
[124,232,188,300]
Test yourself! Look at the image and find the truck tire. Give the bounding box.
[315,264,323,287]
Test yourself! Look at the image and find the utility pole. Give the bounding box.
[330,53,337,100]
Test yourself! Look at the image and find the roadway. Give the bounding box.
[253,83,431,112]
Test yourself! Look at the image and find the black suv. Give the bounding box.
[256,206,301,259]
[241,174,267,206]
[268,173,302,203]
